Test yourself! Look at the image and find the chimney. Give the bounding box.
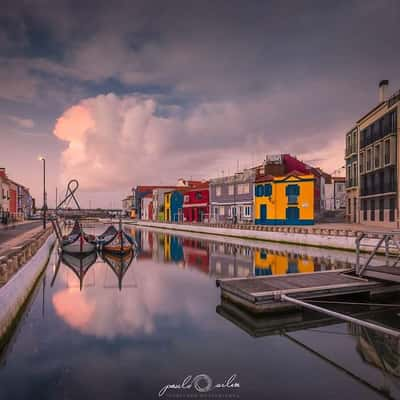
[379,80,389,102]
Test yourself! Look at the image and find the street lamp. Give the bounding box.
[38,156,46,229]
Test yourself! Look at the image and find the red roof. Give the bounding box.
[136,185,179,192]
[255,174,275,183]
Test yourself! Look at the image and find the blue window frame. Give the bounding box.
[260,250,267,259]
[264,184,272,196]
[286,184,300,204]
[255,185,264,197]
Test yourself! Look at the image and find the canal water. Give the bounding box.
[0,225,400,399]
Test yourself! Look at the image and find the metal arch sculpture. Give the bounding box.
[56,179,81,210]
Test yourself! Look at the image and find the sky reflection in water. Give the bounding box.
[0,226,399,400]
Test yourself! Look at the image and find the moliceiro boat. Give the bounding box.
[61,220,96,254]
[98,224,135,253]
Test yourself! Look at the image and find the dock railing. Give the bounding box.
[356,231,400,276]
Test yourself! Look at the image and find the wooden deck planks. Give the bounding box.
[217,270,385,313]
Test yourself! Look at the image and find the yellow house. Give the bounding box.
[254,172,314,225]
[164,192,172,222]
[254,249,315,275]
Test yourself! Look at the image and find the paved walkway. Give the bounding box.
[0,221,43,254]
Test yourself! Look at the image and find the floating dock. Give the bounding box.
[216,270,390,314]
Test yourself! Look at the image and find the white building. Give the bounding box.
[0,168,10,212]
[325,177,346,210]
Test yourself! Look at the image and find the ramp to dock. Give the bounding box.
[217,270,384,313]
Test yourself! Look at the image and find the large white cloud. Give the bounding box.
[53,91,347,191]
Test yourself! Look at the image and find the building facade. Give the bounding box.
[254,154,330,215]
[346,81,399,227]
[164,190,184,222]
[210,169,255,223]
[152,187,181,221]
[0,168,10,213]
[140,195,153,220]
[182,183,209,223]
[345,127,359,223]
[122,195,134,217]
[254,172,315,225]
[324,177,346,210]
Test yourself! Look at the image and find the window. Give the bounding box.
[219,206,225,216]
[213,207,219,216]
[362,199,367,220]
[360,152,364,173]
[286,185,299,204]
[371,199,375,221]
[264,184,272,196]
[237,183,250,194]
[352,130,358,153]
[379,199,384,221]
[255,184,264,197]
[374,144,381,169]
[228,185,234,195]
[347,165,352,186]
[384,139,391,165]
[184,195,189,203]
[244,206,251,217]
[346,134,352,154]
[195,192,203,200]
[366,148,372,171]
[390,198,395,222]
[390,110,397,133]
[216,186,222,196]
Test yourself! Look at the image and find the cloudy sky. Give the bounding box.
[1,0,399,208]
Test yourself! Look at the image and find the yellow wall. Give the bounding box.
[164,193,171,222]
[254,250,315,274]
[254,174,314,224]
[164,235,171,261]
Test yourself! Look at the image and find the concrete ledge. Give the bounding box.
[0,234,56,339]
[133,221,380,252]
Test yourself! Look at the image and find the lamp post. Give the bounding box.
[38,156,46,229]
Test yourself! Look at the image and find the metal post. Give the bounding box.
[280,293,400,338]
[40,157,47,230]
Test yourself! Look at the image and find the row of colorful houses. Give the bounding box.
[0,167,34,220]
[124,154,346,226]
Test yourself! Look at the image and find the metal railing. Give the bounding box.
[355,231,400,276]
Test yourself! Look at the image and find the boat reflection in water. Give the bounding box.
[52,249,135,291]
[127,228,351,279]
[53,251,98,291]
[102,250,135,290]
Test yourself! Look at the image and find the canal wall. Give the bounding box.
[133,221,381,253]
[0,231,55,339]
[135,224,383,267]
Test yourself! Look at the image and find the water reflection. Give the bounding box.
[128,227,350,279]
[217,298,400,398]
[0,226,396,400]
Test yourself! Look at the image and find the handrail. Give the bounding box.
[356,231,400,276]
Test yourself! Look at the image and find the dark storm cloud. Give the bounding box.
[1,0,399,198]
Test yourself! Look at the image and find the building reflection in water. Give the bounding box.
[217,296,400,398]
[128,228,348,279]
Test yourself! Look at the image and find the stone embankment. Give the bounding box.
[133,221,386,252]
[0,227,55,339]
[0,226,53,287]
